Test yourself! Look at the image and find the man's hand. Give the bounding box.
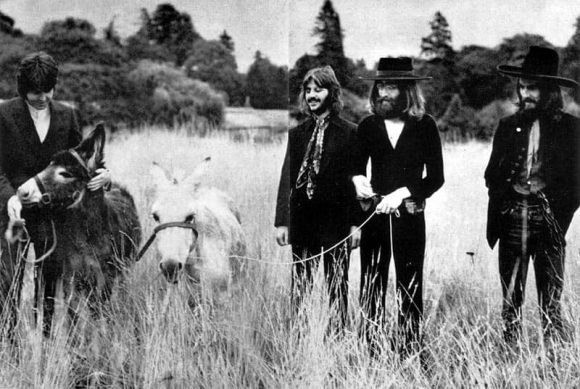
[276,226,289,246]
[350,226,361,249]
[352,175,375,199]
[7,195,22,220]
[87,168,111,191]
[375,187,411,214]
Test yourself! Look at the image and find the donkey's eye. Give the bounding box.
[152,213,160,223]
[184,214,194,223]
[59,171,74,179]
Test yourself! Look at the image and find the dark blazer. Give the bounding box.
[484,111,580,248]
[275,114,359,247]
[0,97,82,216]
[353,113,444,201]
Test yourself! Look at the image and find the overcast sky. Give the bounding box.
[1,0,579,71]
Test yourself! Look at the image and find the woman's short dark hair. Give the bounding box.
[16,51,58,98]
[299,65,343,115]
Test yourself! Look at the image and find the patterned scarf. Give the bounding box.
[295,115,329,199]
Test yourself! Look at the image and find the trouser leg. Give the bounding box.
[359,217,390,350]
[534,240,566,342]
[393,214,425,350]
[291,245,319,317]
[322,243,350,331]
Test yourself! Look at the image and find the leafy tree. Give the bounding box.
[0,10,22,36]
[562,15,580,98]
[149,3,200,65]
[455,45,510,108]
[246,51,288,109]
[313,0,350,86]
[126,8,173,63]
[497,33,554,64]
[421,11,454,62]
[103,18,121,47]
[38,18,126,65]
[219,30,234,52]
[0,34,37,98]
[184,40,245,106]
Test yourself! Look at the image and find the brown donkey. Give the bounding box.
[12,124,141,334]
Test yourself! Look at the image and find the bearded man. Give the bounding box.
[485,46,580,344]
[275,65,359,330]
[352,57,444,354]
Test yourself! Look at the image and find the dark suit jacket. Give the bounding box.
[275,114,359,247]
[484,111,580,248]
[0,97,82,217]
[353,113,444,201]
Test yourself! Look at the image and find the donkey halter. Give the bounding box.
[34,149,90,209]
[136,221,199,262]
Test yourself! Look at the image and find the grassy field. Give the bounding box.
[1,127,580,388]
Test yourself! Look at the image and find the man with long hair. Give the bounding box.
[485,46,580,345]
[275,65,359,330]
[352,57,444,355]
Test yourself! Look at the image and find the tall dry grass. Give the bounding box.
[1,127,579,388]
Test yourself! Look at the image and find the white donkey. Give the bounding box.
[148,157,246,298]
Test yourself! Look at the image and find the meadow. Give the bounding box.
[1,126,580,388]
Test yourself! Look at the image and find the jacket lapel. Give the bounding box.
[12,98,42,151]
[43,101,64,147]
[318,116,340,175]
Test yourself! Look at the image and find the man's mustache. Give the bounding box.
[377,97,395,104]
[523,98,538,104]
[307,98,321,104]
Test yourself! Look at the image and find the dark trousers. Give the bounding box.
[291,242,350,330]
[499,198,567,343]
[0,236,26,338]
[359,212,425,353]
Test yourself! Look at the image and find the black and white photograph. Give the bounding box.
[0,0,579,387]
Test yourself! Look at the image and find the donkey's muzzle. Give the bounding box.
[160,259,183,284]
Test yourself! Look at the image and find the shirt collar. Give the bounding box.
[26,101,50,120]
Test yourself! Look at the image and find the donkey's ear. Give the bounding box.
[76,123,106,171]
[183,156,211,192]
[151,162,172,190]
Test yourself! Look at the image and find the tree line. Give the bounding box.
[291,1,580,141]
[0,3,289,129]
[0,1,579,139]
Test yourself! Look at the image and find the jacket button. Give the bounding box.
[506,178,512,182]
[510,170,515,174]
[518,155,523,160]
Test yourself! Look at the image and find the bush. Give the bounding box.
[128,60,225,129]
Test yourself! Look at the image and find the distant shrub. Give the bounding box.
[473,99,516,140]
[128,60,225,129]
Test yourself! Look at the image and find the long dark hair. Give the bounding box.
[369,81,426,118]
[516,78,563,114]
[298,66,343,115]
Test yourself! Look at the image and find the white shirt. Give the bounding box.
[384,119,404,148]
[26,103,51,143]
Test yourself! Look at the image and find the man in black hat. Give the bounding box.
[352,57,444,354]
[485,46,580,344]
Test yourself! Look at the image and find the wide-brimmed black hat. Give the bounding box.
[497,46,579,88]
[360,57,431,81]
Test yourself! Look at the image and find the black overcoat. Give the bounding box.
[0,97,82,216]
[353,113,444,201]
[484,111,580,248]
[275,114,359,247]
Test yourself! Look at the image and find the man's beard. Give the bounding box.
[374,94,407,119]
[519,98,541,121]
